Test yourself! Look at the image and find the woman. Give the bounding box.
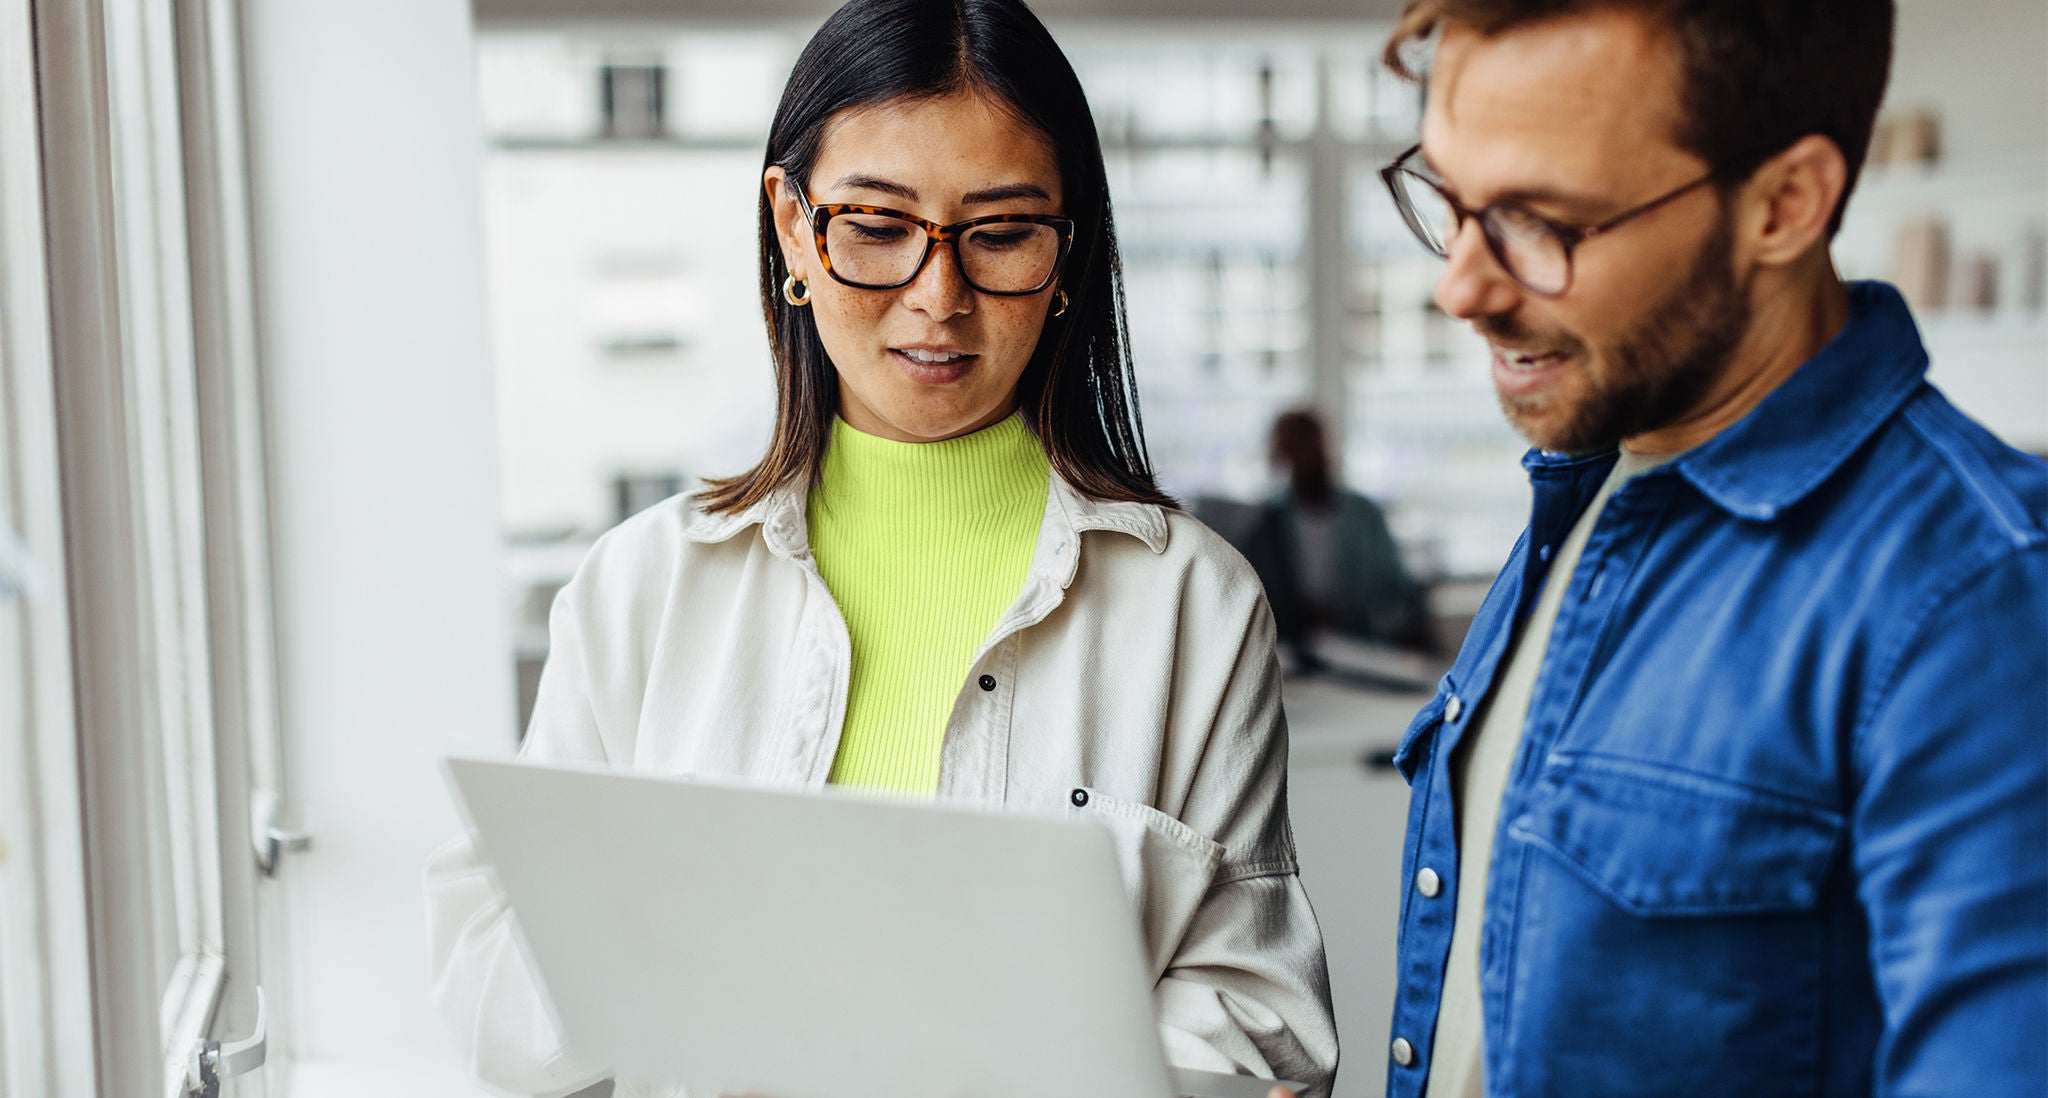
[427,1,1337,1095]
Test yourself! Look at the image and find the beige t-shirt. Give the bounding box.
[1423,448,1676,1098]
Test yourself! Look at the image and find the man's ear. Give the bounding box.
[1733,134,1849,269]
[763,166,808,279]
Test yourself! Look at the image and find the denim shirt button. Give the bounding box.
[1417,867,1442,898]
[1445,695,1464,722]
[1391,1037,1416,1067]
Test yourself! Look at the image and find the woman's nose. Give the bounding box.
[898,242,975,320]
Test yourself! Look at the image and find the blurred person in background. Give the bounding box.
[1272,1,2047,1096]
[1256,408,1436,671]
[426,0,1337,1095]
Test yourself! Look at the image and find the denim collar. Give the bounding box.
[1522,281,1928,522]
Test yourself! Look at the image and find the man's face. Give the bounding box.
[1420,8,1751,453]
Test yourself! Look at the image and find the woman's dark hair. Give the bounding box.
[700,0,1174,514]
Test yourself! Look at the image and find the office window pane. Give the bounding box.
[1113,146,1312,499]
[1344,152,1530,582]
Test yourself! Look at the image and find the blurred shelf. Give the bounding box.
[1916,309,2048,341]
[1850,150,2048,205]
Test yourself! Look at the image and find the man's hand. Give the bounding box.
[1266,1088,1298,1098]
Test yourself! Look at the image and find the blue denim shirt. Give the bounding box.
[1385,283,2048,1098]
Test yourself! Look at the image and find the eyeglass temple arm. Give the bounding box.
[1577,173,1719,242]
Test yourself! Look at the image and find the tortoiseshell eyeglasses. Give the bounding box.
[795,189,1074,296]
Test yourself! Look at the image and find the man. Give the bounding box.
[1275,2,2046,1096]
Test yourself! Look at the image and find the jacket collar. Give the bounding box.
[679,469,1169,564]
[680,481,809,556]
[1521,281,1929,522]
[1047,476,1169,551]
[1673,281,1928,521]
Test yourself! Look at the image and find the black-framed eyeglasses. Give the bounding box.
[794,189,1075,296]
[1379,144,1721,297]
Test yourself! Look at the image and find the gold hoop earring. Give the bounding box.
[783,274,811,307]
[1051,289,1069,317]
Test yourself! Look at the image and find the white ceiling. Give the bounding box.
[473,0,1410,24]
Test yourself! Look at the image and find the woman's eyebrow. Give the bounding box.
[830,173,919,201]
[961,182,1052,205]
[827,174,1051,207]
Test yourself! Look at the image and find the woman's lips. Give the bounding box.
[890,347,978,385]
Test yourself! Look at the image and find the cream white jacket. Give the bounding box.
[426,474,1340,1098]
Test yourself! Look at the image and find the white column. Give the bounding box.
[237,0,516,1087]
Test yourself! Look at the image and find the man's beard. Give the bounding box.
[1482,211,1750,454]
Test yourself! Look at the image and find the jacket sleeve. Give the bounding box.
[425,569,616,1097]
[1853,546,2048,1097]
[1154,582,1340,1098]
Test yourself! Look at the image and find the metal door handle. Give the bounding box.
[251,790,311,876]
[187,987,268,1097]
[258,825,312,877]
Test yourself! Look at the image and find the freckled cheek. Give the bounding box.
[982,304,1050,382]
[811,293,895,361]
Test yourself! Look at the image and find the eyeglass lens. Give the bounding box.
[825,212,1062,293]
[1389,170,1572,296]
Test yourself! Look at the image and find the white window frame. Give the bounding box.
[37,0,230,1090]
[4,1,289,1095]
[178,0,296,1087]
[0,4,100,1094]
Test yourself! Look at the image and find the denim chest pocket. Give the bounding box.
[1495,753,1846,1096]
[1069,788,1225,978]
[1508,752,1844,916]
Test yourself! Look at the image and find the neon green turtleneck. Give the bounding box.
[808,413,1050,793]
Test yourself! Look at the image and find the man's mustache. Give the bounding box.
[1473,312,1566,349]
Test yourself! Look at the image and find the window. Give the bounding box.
[2,1,289,1094]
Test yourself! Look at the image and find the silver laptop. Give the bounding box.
[443,756,1301,1098]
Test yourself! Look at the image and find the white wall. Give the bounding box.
[1888,0,2048,159]
[485,149,778,535]
[238,1,513,1091]
[1838,0,2048,452]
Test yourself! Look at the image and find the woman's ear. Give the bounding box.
[763,166,808,279]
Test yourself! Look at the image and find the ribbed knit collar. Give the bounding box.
[814,413,1050,520]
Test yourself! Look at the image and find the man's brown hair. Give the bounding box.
[1384,0,1895,236]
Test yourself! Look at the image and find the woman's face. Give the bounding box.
[766,91,1065,443]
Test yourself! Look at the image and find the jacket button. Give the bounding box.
[1417,867,1442,898]
[1391,1037,1415,1067]
[1445,695,1464,722]
[1070,788,1089,808]
[978,674,996,692]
